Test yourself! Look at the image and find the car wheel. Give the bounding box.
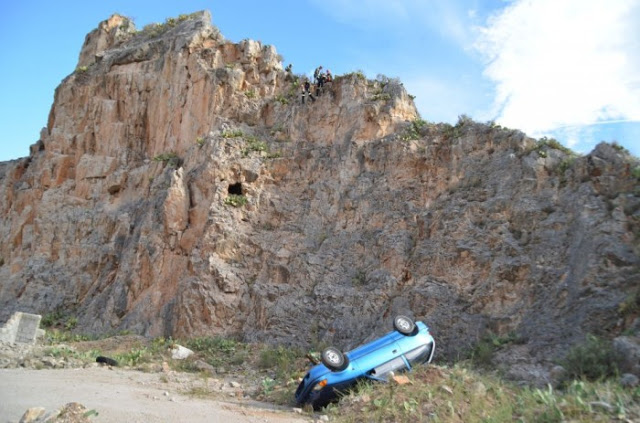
[96,356,118,366]
[393,315,416,336]
[321,347,349,371]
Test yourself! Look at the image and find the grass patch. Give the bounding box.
[258,345,301,379]
[331,364,640,422]
[184,336,249,368]
[256,345,306,405]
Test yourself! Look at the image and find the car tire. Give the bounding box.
[393,315,416,336]
[96,356,118,366]
[321,347,349,371]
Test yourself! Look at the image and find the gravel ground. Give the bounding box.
[0,367,311,423]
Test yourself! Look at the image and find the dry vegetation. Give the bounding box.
[37,328,640,422]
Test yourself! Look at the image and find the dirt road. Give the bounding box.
[0,367,311,423]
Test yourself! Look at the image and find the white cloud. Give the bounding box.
[475,0,640,135]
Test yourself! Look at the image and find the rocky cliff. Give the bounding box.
[1,11,638,383]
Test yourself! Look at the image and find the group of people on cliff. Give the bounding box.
[283,64,334,104]
[301,65,333,104]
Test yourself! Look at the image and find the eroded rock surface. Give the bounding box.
[0,11,638,383]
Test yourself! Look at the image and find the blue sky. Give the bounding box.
[1,0,638,162]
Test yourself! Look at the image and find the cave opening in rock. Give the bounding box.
[228,182,243,195]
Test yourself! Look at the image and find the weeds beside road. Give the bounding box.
[3,329,638,422]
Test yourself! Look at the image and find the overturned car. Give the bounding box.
[295,315,435,409]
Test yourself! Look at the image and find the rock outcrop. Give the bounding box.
[0,11,638,383]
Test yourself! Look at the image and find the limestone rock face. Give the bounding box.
[77,14,137,69]
[0,11,638,382]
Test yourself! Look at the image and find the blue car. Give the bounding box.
[295,316,435,409]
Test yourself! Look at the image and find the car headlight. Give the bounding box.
[312,379,328,391]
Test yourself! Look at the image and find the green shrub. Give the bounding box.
[195,136,205,147]
[558,157,576,174]
[471,332,523,368]
[561,335,620,382]
[41,309,67,328]
[245,89,257,99]
[140,13,200,37]
[442,123,462,139]
[487,120,502,129]
[612,141,628,153]
[274,95,289,105]
[141,23,165,37]
[339,70,366,82]
[224,194,248,207]
[115,347,152,367]
[241,136,268,157]
[371,92,391,102]
[260,377,277,395]
[221,129,243,138]
[352,269,367,286]
[456,114,474,126]
[536,137,573,155]
[152,151,181,168]
[632,166,640,180]
[400,118,429,141]
[619,288,640,316]
[64,316,78,330]
[76,66,88,73]
[258,345,301,379]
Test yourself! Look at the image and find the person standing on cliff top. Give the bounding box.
[301,79,315,104]
[325,69,332,82]
[313,65,323,84]
[285,64,294,81]
[314,65,327,96]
